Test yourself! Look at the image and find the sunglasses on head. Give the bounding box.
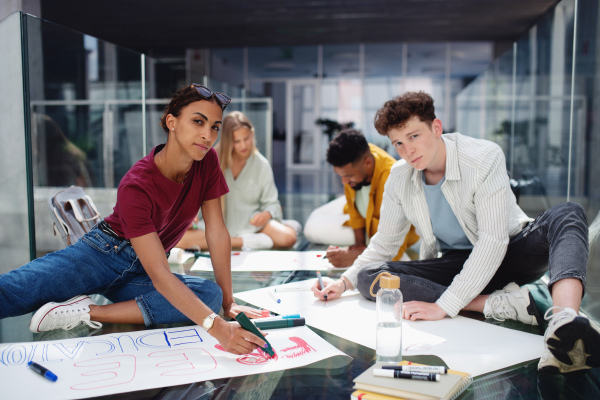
[191,83,231,111]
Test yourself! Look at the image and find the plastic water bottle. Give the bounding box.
[376,273,403,363]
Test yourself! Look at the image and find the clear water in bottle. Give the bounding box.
[375,273,403,363]
[376,321,402,362]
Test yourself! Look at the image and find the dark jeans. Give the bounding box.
[357,202,589,303]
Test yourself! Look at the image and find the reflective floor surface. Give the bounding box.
[2,166,600,399]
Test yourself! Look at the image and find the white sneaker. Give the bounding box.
[240,233,274,251]
[483,282,541,325]
[538,306,600,374]
[29,295,102,333]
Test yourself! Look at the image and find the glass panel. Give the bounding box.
[224,101,272,164]
[405,44,448,128]
[455,0,600,328]
[364,43,404,78]
[0,12,31,273]
[406,43,447,78]
[24,15,144,257]
[450,42,493,78]
[574,0,600,318]
[210,48,244,89]
[363,77,404,155]
[290,83,316,165]
[319,79,364,161]
[249,46,318,78]
[323,44,360,78]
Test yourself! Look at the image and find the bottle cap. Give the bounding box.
[380,275,400,289]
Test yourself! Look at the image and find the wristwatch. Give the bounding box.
[202,313,218,332]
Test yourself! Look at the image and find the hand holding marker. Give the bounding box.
[316,271,327,301]
[235,312,275,357]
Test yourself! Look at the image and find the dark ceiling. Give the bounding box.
[41,0,559,56]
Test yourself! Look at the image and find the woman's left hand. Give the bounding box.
[402,301,447,321]
[249,211,271,227]
[224,302,263,319]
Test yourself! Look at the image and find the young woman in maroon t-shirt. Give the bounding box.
[0,84,266,356]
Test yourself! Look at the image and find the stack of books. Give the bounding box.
[351,361,472,400]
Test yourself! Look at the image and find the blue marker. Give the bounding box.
[258,314,301,322]
[28,361,58,382]
[267,290,281,303]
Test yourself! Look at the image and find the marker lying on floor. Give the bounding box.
[373,369,440,382]
[253,318,305,330]
[381,365,447,374]
[258,314,301,322]
[267,290,281,303]
[273,287,312,292]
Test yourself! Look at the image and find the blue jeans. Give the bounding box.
[357,202,589,302]
[0,226,223,326]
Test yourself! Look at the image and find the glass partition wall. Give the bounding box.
[0,12,272,266]
[456,0,600,321]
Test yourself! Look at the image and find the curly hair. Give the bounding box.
[159,84,220,134]
[326,129,370,167]
[374,91,436,136]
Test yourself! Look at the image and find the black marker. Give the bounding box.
[28,361,58,382]
[382,364,448,374]
[373,368,440,381]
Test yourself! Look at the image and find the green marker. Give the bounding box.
[184,249,211,259]
[254,318,305,330]
[193,252,210,259]
[235,312,275,357]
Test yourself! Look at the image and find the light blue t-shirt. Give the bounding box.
[422,175,473,251]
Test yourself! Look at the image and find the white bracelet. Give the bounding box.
[341,279,347,292]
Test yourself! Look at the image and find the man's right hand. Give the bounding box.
[209,318,267,355]
[325,244,366,268]
[311,276,352,301]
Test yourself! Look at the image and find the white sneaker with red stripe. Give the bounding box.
[29,295,102,332]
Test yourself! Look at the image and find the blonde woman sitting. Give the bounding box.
[177,111,298,251]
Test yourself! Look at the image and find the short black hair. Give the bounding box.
[326,129,370,167]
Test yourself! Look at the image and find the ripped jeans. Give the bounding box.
[0,226,222,326]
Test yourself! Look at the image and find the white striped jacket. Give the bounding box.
[342,132,532,317]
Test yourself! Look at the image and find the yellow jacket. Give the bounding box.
[343,144,419,261]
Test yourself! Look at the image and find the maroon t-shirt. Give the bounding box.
[104,145,228,252]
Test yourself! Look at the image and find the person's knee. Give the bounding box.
[268,223,297,248]
[356,262,387,301]
[553,202,588,228]
[188,280,223,313]
[279,230,297,248]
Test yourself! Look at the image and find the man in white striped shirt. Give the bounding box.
[312,91,600,375]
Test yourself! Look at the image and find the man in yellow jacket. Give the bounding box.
[324,129,419,267]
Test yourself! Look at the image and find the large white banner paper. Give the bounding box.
[0,325,348,400]
[234,280,544,377]
[190,251,344,272]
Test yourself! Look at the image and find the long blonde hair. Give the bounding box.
[216,111,258,171]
